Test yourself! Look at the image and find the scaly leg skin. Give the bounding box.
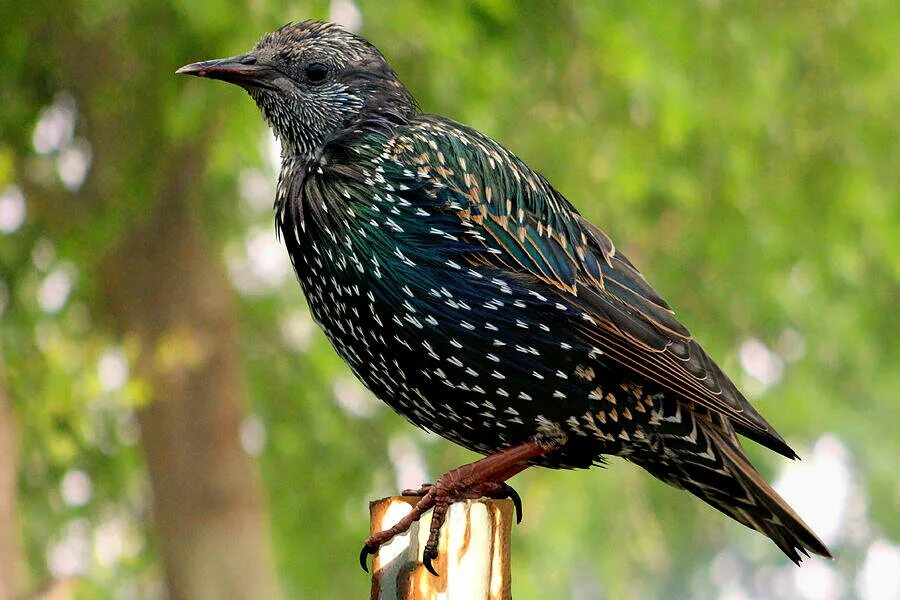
[359,439,551,576]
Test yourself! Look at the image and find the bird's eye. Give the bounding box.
[304,62,329,84]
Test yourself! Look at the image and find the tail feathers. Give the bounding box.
[651,415,832,563]
[705,430,831,562]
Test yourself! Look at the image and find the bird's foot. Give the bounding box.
[401,481,522,522]
[359,439,550,576]
[361,477,523,576]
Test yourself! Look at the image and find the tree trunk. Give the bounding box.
[0,357,22,600]
[99,147,281,600]
[10,6,283,598]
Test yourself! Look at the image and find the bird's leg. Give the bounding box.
[361,439,551,575]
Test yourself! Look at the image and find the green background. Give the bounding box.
[2,1,898,598]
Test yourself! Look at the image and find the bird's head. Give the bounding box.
[177,20,415,159]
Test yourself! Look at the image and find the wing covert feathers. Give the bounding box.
[385,116,796,459]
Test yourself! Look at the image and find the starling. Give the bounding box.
[178,21,832,574]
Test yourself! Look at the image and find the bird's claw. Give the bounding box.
[422,546,440,576]
[359,543,376,573]
[507,485,523,524]
[483,482,523,524]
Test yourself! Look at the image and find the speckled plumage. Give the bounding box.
[179,20,831,566]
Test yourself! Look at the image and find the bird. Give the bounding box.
[177,20,832,575]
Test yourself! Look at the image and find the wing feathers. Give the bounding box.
[385,116,796,458]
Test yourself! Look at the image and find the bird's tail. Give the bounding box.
[640,412,832,563]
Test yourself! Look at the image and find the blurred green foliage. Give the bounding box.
[2,0,898,598]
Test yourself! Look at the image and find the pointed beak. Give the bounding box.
[176,54,278,90]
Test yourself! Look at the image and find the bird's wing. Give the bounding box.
[378,116,795,458]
